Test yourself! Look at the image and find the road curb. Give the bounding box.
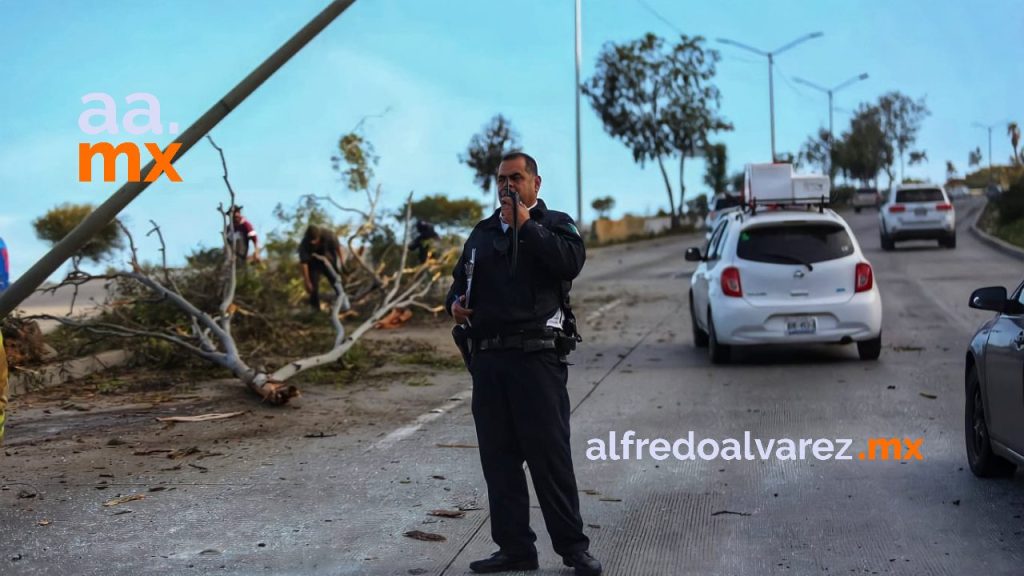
[9,349,130,397]
[969,199,1024,261]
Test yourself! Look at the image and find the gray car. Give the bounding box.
[965,281,1024,476]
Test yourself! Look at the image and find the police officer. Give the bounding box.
[447,152,601,575]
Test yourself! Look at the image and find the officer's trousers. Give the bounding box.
[470,348,589,557]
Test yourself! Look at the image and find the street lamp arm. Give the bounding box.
[772,31,823,56]
[716,37,768,57]
[832,72,869,93]
[792,76,829,94]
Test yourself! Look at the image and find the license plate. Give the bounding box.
[913,207,927,216]
[786,316,817,335]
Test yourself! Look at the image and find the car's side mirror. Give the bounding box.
[685,247,704,262]
[969,286,1009,313]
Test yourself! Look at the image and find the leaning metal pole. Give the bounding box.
[0,0,357,318]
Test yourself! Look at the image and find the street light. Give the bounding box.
[972,121,1007,176]
[717,32,823,162]
[793,72,869,180]
[574,0,583,229]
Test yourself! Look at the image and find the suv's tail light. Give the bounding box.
[936,203,953,211]
[888,204,906,213]
[855,262,873,293]
[721,267,743,297]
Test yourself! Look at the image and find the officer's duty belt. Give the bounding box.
[476,331,557,353]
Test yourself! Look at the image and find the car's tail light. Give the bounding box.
[936,203,953,211]
[0,247,7,274]
[721,267,743,297]
[888,204,906,213]
[855,262,873,293]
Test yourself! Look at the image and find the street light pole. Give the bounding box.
[793,72,869,181]
[973,121,1006,180]
[574,0,583,228]
[717,32,823,162]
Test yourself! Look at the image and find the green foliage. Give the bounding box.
[590,196,615,219]
[729,171,745,194]
[799,129,832,176]
[331,132,377,193]
[685,193,708,218]
[582,33,730,224]
[408,195,484,229]
[876,91,930,184]
[459,115,520,196]
[833,104,891,187]
[703,143,728,194]
[832,185,856,206]
[969,147,983,168]
[32,203,124,263]
[996,172,1024,226]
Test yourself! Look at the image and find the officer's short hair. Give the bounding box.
[501,151,539,176]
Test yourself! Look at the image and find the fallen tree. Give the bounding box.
[28,135,454,405]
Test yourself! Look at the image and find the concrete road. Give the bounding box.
[3,200,1024,575]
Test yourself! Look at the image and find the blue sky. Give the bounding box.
[1,0,1021,281]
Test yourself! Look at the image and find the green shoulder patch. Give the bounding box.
[564,222,581,237]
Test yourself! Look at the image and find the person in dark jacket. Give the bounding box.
[447,152,601,575]
[298,225,345,312]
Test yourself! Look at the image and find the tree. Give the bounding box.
[833,104,891,188]
[876,91,930,185]
[798,129,832,176]
[685,193,708,218]
[908,150,928,166]
[33,203,124,265]
[590,196,615,220]
[408,195,484,230]
[729,171,745,194]
[969,147,983,168]
[458,114,520,200]
[946,161,958,182]
[1009,122,1021,165]
[583,33,730,229]
[702,143,728,195]
[31,135,454,405]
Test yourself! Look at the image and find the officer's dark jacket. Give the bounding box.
[446,198,585,338]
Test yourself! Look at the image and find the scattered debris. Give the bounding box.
[303,432,337,438]
[587,524,601,529]
[919,392,938,400]
[168,447,201,459]
[156,412,245,423]
[107,438,127,446]
[887,385,896,390]
[409,569,429,575]
[36,519,51,526]
[403,530,446,542]
[375,308,414,330]
[892,345,924,352]
[188,463,209,473]
[111,509,132,516]
[952,499,961,506]
[435,443,477,449]
[598,497,622,502]
[431,475,446,480]
[456,504,482,511]
[61,402,91,412]
[428,509,465,519]
[581,489,601,496]
[134,449,173,456]
[148,486,169,492]
[711,510,751,517]
[17,489,37,499]
[103,494,145,507]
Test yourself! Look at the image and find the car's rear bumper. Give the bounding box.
[881,216,955,240]
[712,291,882,346]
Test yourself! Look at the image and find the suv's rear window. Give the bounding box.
[737,223,854,264]
[713,195,742,211]
[895,188,944,203]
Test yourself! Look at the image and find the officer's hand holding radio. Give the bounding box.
[452,294,473,324]
[499,195,530,229]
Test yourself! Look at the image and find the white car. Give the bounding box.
[704,193,743,239]
[686,206,882,364]
[878,184,956,250]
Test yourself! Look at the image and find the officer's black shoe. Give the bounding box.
[469,550,539,573]
[562,550,603,575]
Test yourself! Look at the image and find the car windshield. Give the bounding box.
[737,222,855,265]
[895,188,944,203]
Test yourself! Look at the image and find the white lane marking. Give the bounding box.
[585,298,622,322]
[369,388,473,452]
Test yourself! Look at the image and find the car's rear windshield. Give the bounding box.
[714,195,742,210]
[737,222,855,264]
[895,188,944,203]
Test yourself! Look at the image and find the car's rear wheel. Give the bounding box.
[708,309,731,364]
[966,365,1016,477]
[855,207,862,214]
[690,293,708,348]
[857,333,882,361]
[939,234,957,249]
[880,231,895,251]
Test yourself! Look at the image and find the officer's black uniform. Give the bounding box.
[446,198,590,560]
